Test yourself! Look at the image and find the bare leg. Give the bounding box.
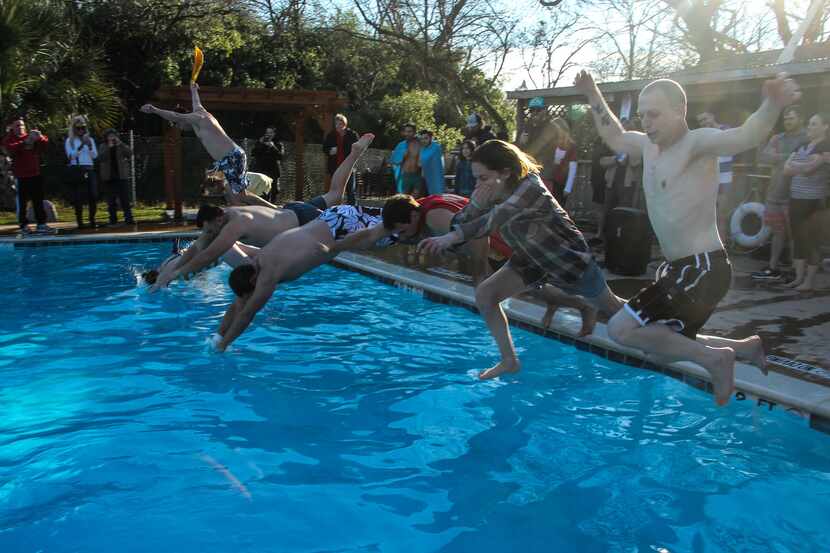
[321,134,374,208]
[697,334,766,375]
[784,259,806,288]
[475,265,530,380]
[222,242,260,268]
[233,189,278,209]
[538,284,597,336]
[769,230,785,270]
[465,237,492,285]
[608,310,736,406]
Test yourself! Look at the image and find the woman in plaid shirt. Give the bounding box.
[420,140,622,380]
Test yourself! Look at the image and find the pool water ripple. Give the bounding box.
[0,243,829,553]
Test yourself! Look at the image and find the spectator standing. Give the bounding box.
[602,118,643,218]
[418,130,445,195]
[752,106,806,282]
[390,123,421,194]
[251,126,284,201]
[543,118,577,204]
[465,112,497,145]
[696,111,734,243]
[65,115,99,228]
[322,114,359,204]
[782,112,830,291]
[2,116,55,234]
[454,140,476,197]
[97,129,135,226]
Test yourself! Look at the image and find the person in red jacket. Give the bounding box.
[2,117,55,234]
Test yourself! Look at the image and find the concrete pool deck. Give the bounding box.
[2,221,829,433]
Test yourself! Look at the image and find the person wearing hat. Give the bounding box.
[465,112,496,146]
[98,129,135,225]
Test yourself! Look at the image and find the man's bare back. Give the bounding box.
[256,220,335,284]
[226,205,302,247]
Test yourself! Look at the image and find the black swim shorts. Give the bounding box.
[283,195,328,226]
[624,249,732,338]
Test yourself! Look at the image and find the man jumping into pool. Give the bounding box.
[141,82,271,207]
[212,198,405,351]
[575,70,798,405]
[149,134,375,291]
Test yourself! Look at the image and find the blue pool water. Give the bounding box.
[1,242,829,553]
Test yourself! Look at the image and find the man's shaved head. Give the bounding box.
[640,79,687,117]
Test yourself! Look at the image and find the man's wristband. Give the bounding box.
[470,198,483,210]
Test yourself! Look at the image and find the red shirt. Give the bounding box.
[2,132,49,178]
[417,194,512,258]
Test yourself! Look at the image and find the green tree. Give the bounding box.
[379,89,463,149]
[0,0,120,134]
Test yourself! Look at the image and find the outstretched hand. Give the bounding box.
[763,73,801,109]
[573,70,596,95]
[418,233,457,256]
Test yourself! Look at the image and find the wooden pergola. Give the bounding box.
[153,86,347,219]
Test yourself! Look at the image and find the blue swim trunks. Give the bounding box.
[213,146,249,194]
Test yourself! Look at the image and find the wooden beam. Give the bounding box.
[162,125,183,220]
[294,109,306,201]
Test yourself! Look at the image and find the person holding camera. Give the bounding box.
[2,116,55,234]
[98,129,135,226]
[65,115,99,229]
[251,126,284,201]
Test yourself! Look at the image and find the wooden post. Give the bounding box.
[321,110,332,193]
[162,125,182,219]
[294,109,306,201]
[516,98,528,142]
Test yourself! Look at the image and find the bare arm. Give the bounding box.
[217,278,278,351]
[218,297,242,336]
[784,153,824,176]
[175,225,242,278]
[329,224,393,254]
[191,82,204,112]
[693,74,800,158]
[574,70,645,157]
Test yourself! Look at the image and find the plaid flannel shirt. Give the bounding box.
[452,173,592,287]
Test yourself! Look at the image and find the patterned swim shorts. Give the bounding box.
[212,146,249,194]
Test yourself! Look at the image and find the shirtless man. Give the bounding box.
[141,82,272,207]
[575,70,799,405]
[149,134,374,290]
[213,201,399,351]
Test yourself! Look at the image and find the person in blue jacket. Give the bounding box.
[418,129,445,195]
[389,123,420,194]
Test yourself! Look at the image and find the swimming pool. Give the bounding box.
[1,242,829,553]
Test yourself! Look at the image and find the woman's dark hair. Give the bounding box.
[401,123,416,132]
[382,194,421,229]
[229,264,257,297]
[460,140,477,159]
[195,204,224,228]
[470,140,542,188]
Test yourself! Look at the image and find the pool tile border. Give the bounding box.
[332,253,830,436]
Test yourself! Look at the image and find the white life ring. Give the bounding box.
[730,202,770,248]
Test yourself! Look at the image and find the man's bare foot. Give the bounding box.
[743,335,767,375]
[541,304,559,329]
[478,359,520,380]
[794,282,814,292]
[351,133,375,156]
[783,278,803,289]
[705,347,736,406]
[578,306,598,337]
